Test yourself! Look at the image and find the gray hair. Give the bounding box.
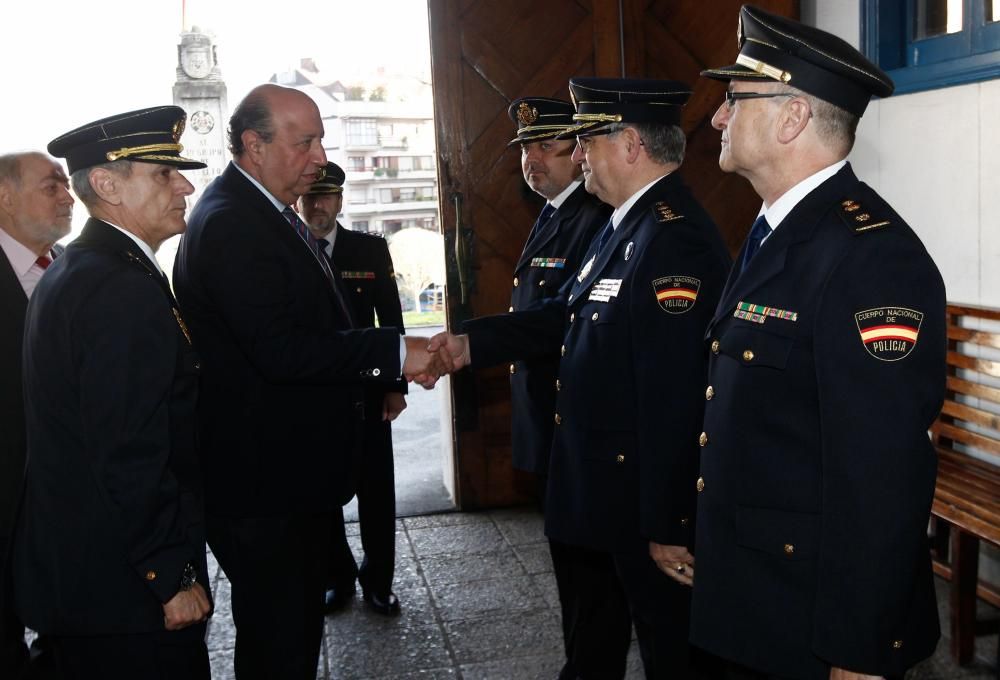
[605,122,686,165]
[228,90,275,156]
[777,86,859,154]
[70,160,133,208]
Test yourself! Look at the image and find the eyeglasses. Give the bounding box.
[724,91,795,110]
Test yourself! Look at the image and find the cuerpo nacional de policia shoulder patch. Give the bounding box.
[855,307,923,361]
[652,276,700,314]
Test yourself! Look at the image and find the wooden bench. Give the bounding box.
[929,303,1000,668]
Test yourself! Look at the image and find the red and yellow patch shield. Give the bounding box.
[652,276,700,314]
[854,307,923,361]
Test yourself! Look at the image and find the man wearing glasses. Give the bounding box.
[675,6,946,680]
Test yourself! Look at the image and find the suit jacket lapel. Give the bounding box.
[710,164,860,329]
[76,219,176,302]
[516,184,587,272]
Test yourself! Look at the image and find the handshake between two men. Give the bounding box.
[401,332,471,389]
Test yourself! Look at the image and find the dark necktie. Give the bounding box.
[317,238,331,260]
[527,203,556,243]
[595,219,615,254]
[739,215,771,275]
[282,208,353,326]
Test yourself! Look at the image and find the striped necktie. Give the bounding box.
[282,208,353,326]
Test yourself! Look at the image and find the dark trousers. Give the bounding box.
[613,546,696,680]
[330,416,396,597]
[47,624,209,680]
[0,528,28,677]
[208,511,333,680]
[551,539,633,680]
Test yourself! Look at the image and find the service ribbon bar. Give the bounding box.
[734,300,798,324]
[530,257,566,269]
[341,271,376,280]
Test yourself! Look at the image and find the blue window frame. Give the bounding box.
[862,0,1000,94]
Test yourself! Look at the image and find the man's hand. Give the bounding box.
[382,392,407,422]
[829,668,883,680]
[651,542,694,586]
[403,336,454,388]
[163,582,212,631]
[427,332,471,372]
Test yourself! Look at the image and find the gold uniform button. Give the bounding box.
[554,413,562,425]
[711,339,720,354]
[705,385,714,400]
[696,477,705,492]
[555,379,561,391]
[509,363,516,375]
[513,277,519,287]
[508,306,514,313]
[570,313,575,322]
[698,432,708,447]
[680,517,690,527]
[568,294,574,302]
[561,345,566,356]
[743,349,755,362]
[615,454,625,464]
[891,640,903,650]
[591,312,599,321]
[539,280,546,287]
[783,543,795,555]
[356,286,363,293]
[145,570,157,581]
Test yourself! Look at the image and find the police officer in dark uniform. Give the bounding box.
[505,97,620,678]
[298,162,407,615]
[12,106,212,679]
[674,7,946,680]
[430,79,731,679]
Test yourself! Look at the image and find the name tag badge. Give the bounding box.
[589,278,623,302]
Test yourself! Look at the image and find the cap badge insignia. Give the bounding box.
[653,276,700,314]
[172,117,185,143]
[517,102,539,126]
[855,307,922,361]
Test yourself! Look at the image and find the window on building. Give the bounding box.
[413,156,436,171]
[351,221,370,232]
[349,188,367,205]
[348,156,365,171]
[345,119,377,146]
[382,220,403,236]
[862,0,1000,94]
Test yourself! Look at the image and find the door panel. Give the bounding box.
[429,0,798,508]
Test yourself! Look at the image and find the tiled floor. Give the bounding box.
[202,506,999,680]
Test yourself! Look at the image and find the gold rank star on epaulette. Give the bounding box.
[839,198,891,234]
[653,201,683,223]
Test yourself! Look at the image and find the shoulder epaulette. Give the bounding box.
[652,201,684,223]
[838,197,892,235]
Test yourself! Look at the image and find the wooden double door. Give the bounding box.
[428,0,797,508]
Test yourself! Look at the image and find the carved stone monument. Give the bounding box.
[172,27,229,204]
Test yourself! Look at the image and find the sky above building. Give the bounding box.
[1,0,433,153]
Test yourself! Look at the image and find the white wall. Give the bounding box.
[804,0,1000,307]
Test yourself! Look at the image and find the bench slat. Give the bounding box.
[947,351,1000,378]
[948,303,1000,322]
[931,422,1000,458]
[939,400,1000,431]
[948,326,1000,350]
[945,376,1000,405]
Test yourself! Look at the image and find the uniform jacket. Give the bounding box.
[466,173,730,552]
[689,164,944,679]
[173,163,402,517]
[508,184,609,474]
[13,220,207,635]
[332,224,407,418]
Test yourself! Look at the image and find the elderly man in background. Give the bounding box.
[0,151,73,678]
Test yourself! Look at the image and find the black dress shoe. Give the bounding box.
[362,590,400,615]
[324,583,356,613]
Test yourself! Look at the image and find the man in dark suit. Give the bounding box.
[677,7,946,680]
[504,97,629,679]
[431,79,731,680]
[173,84,447,680]
[12,106,213,679]
[297,162,408,615]
[0,151,73,678]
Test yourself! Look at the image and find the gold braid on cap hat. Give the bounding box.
[105,143,184,162]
